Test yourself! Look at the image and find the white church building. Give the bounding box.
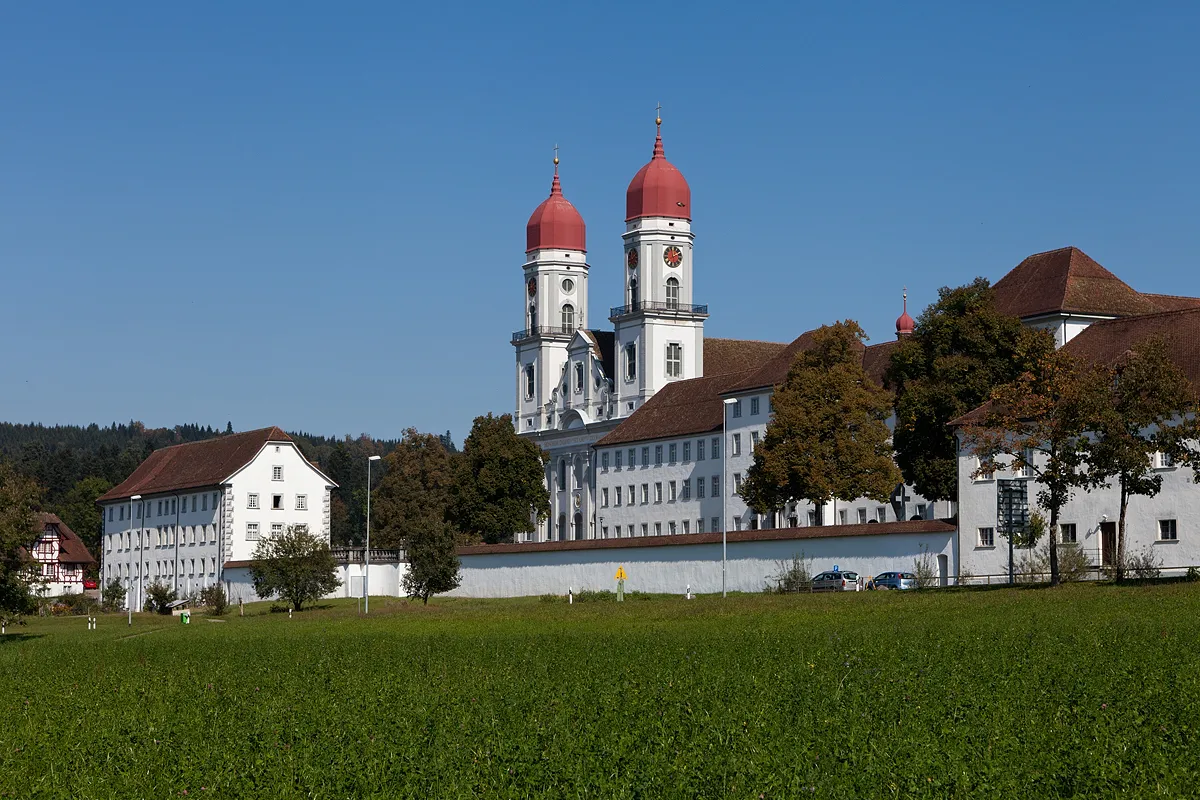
[98,426,337,608]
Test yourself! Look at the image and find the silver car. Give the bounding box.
[870,571,918,590]
[811,570,862,592]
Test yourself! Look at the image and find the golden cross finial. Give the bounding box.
[553,143,559,166]
[655,102,662,126]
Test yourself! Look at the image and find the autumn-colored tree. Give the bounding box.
[963,349,1110,585]
[452,413,549,544]
[1088,337,1200,579]
[0,465,44,620]
[742,321,901,516]
[373,429,461,603]
[887,279,1054,501]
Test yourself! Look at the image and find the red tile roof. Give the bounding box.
[98,427,295,502]
[18,513,97,566]
[1062,307,1200,386]
[459,519,956,555]
[992,246,1160,320]
[703,338,787,377]
[1142,293,1200,313]
[596,369,755,447]
[727,332,897,394]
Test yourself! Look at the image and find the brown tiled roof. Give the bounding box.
[703,338,787,377]
[459,519,956,555]
[1062,307,1200,386]
[98,427,294,502]
[727,332,896,394]
[862,340,900,387]
[1142,293,1200,313]
[18,513,97,565]
[595,370,754,447]
[993,246,1159,320]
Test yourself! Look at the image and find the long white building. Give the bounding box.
[98,426,337,608]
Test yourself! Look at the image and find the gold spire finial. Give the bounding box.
[655,101,662,127]
[553,143,559,166]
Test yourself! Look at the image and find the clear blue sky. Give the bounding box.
[3,2,1198,443]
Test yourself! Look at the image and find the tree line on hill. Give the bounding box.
[743,278,1200,586]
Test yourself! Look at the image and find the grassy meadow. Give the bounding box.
[2,584,1199,798]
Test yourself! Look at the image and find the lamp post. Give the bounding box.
[128,494,142,625]
[365,455,381,614]
[721,398,737,598]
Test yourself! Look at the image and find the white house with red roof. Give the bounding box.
[97,427,338,608]
[21,513,97,598]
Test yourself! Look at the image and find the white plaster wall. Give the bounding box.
[222,562,405,605]
[449,531,955,597]
[226,441,333,562]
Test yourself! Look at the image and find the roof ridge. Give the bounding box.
[147,426,288,453]
[1082,306,1200,327]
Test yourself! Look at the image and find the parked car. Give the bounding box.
[869,571,917,590]
[83,579,99,590]
[811,570,862,592]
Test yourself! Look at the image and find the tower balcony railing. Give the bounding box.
[511,325,577,344]
[609,300,709,320]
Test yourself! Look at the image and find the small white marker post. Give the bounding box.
[568,587,573,605]
[685,584,692,600]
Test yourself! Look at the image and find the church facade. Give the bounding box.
[513,119,951,543]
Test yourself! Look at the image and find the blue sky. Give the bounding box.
[2,2,1198,443]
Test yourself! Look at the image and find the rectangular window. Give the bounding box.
[682,520,690,534]
[1018,449,1034,478]
[750,431,760,453]
[807,510,817,526]
[732,434,742,456]
[697,439,706,460]
[916,503,927,520]
[615,486,622,506]
[1059,523,1077,544]
[876,507,886,523]
[602,488,609,507]
[1160,519,1178,541]
[857,508,867,524]
[108,507,113,522]
[213,492,218,509]
[668,521,677,535]
[668,443,677,463]
[271,523,283,536]
[712,437,720,459]
[248,494,259,509]
[601,526,608,539]
[666,343,682,378]
[697,478,706,499]
[119,506,125,522]
[614,450,623,469]
[171,498,177,515]
[681,479,690,500]
[655,445,663,465]
[641,484,649,504]
[654,522,662,536]
[136,504,141,520]
[628,485,635,505]
[156,501,162,516]
[711,475,720,497]
[640,523,648,537]
[296,495,307,511]
[642,447,650,466]
[654,481,663,502]
[1158,452,1176,468]
[524,364,535,399]
[733,517,742,531]
[273,495,283,510]
[751,397,760,415]
[629,448,636,467]
[732,400,742,418]
[697,518,705,533]
[733,473,743,494]
[683,441,691,461]
[978,527,995,547]
[201,494,207,512]
[272,465,284,481]
[189,495,195,512]
[712,516,720,532]
[602,452,609,470]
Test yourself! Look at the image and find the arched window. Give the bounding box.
[573,512,583,541]
[524,364,535,399]
[529,304,537,329]
[574,362,584,393]
[558,513,567,542]
[559,459,567,489]
[561,304,574,330]
[629,278,639,307]
[665,277,680,309]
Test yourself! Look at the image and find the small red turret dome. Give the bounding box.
[626,119,690,222]
[526,160,586,254]
[896,290,916,337]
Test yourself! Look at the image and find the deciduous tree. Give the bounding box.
[1088,337,1200,578]
[963,349,1110,585]
[887,279,1054,501]
[248,525,341,611]
[0,464,43,620]
[452,413,549,544]
[56,476,112,561]
[742,321,901,515]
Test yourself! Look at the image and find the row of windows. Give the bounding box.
[108,491,222,523]
[247,493,307,511]
[106,559,214,580]
[976,451,1178,482]
[977,520,1179,548]
[107,525,217,551]
[602,438,722,471]
[600,518,718,538]
[246,522,300,540]
[601,476,723,507]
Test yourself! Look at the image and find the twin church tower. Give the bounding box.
[512,116,707,436]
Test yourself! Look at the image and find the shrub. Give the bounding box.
[144,582,177,615]
[913,546,937,588]
[200,584,228,616]
[56,592,90,616]
[1127,547,1162,581]
[574,589,613,603]
[101,579,126,612]
[770,553,813,594]
[1017,541,1093,583]
[956,567,975,587]
[1187,566,1199,583]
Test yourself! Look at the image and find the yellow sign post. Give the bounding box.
[615,565,627,601]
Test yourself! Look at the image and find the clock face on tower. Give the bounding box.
[663,246,683,268]
[626,249,639,269]
[527,278,537,296]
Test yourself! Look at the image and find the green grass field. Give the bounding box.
[2,584,1199,799]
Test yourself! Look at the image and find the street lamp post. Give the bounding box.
[128,494,142,625]
[721,399,737,598]
[365,456,381,614]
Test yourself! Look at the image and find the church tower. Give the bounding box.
[513,154,589,433]
[611,114,706,416]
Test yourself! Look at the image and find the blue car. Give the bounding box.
[870,571,917,590]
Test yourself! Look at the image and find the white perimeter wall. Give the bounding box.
[448,531,956,598]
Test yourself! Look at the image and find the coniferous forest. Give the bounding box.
[0,421,456,563]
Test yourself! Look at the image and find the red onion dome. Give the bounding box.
[625,119,690,222]
[896,291,916,337]
[526,160,586,253]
